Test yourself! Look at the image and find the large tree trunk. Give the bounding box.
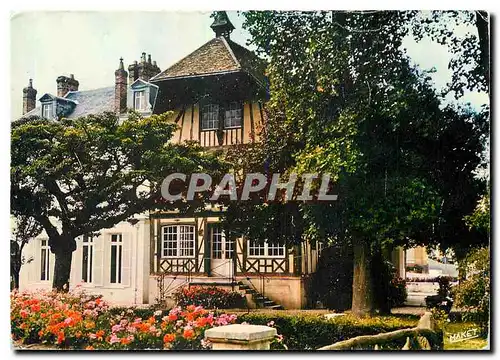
[51,236,76,291]
[475,11,489,88]
[12,269,20,290]
[351,238,374,316]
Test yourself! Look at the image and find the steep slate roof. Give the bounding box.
[23,87,115,119]
[150,36,267,88]
[64,87,115,118]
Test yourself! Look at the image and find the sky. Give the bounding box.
[10,11,489,119]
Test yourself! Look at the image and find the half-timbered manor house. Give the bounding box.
[18,12,405,309]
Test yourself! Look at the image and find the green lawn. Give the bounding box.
[444,322,489,350]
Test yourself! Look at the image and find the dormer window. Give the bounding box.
[128,79,158,115]
[201,102,242,130]
[42,103,53,119]
[134,90,147,111]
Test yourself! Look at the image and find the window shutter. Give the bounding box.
[121,233,132,287]
[92,237,104,286]
[28,240,40,283]
[71,237,82,285]
[49,251,55,283]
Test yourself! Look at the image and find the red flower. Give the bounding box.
[57,332,65,344]
[163,333,176,343]
[183,329,195,339]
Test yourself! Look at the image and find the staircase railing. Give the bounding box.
[155,270,193,305]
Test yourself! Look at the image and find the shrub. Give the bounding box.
[452,247,490,332]
[237,311,420,350]
[309,243,353,311]
[10,288,240,350]
[425,276,454,313]
[406,264,424,273]
[406,276,458,283]
[388,277,408,307]
[173,286,246,309]
[437,276,453,297]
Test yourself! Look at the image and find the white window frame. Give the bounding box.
[134,90,147,111]
[42,103,52,119]
[210,226,234,260]
[40,239,50,281]
[317,241,324,257]
[224,101,242,128]
[81,236,94,283]
[110,234,123,284]
[247,240,285,258]
[201,104,220,130]
[161,225,195,258]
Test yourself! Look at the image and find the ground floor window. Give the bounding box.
[162,225,195,258]
[210,225,234,259]
[82,235,94,283]
[248,240,285,258]
[110,234,123,284]
[40,239,50,281]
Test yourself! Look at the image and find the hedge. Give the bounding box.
[237,311,421,350]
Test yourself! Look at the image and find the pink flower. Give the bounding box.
[201,339,211,349]
[169,307,182,316]
[126,326,137,334]
[109,334,120,344]
[267,321,275,327]
[111,324,122,333]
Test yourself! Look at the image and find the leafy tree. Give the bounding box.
[11,215,42,289]
[11,111,224,290]
[226,11,488,316]
[464,193,490,235]
[410,11,490,97]
[453,247,490,332]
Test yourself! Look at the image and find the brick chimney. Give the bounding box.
[22,79,37,115]
[56,74,79,97]
[128,52,160,83]
[115,58,128,114]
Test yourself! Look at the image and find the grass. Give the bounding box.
[443,322,489,350]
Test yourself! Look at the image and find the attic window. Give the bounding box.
[42,103,53,119]
[134,91,147,111]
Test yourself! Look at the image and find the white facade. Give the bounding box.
[19,217,152,306]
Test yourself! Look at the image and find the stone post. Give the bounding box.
[205,324,277,350]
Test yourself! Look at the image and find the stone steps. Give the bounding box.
[237,281,284,310]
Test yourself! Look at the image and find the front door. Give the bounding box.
[210,225,234,279]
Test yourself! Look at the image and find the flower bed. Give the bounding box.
[11,289,238,350]
[173,286,247,309]
[406,276,458,283]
